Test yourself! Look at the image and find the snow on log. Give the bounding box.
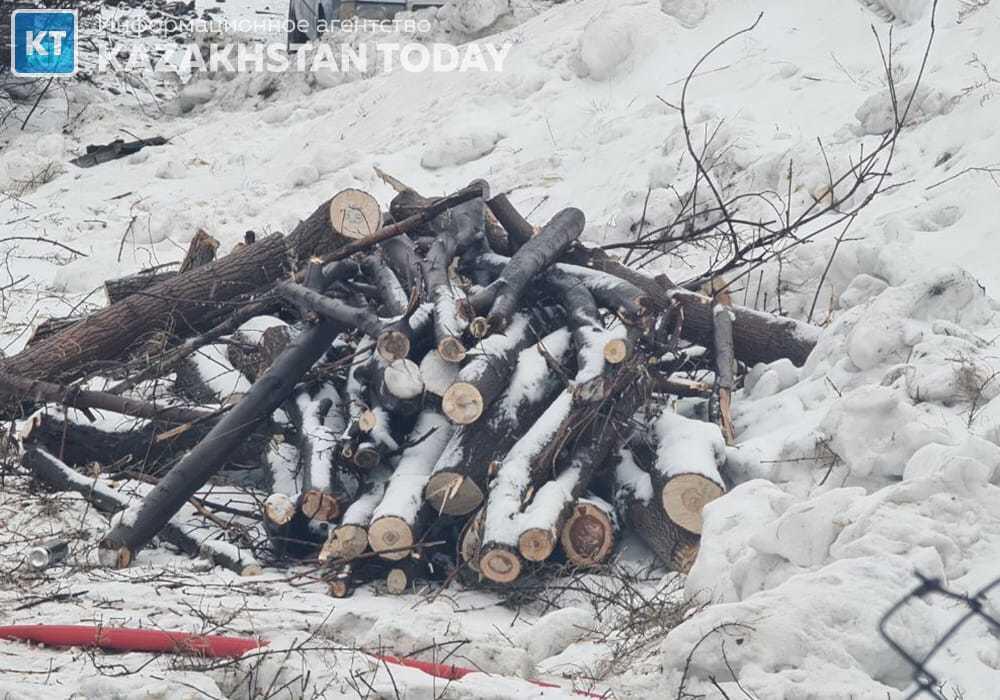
[376,358,425,416]
[97,310,342,568]
[424,328,572,516]
[613,447,699,573]
[369,411,454,560]
[421,182,489,362]
[25,448,262,576]
[419,349,461,397]
[294,384,350,523]
[319,465,392,562]
[362,254,408,318]
[441,308,561,425]
[480,208,585,333]
[651,411,726,535]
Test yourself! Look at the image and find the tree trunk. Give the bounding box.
[369,411,454,560]
[559,497,617,568]
[424,328,572,516]
[26,448,262,576]
[650,411,726,536]
[320,465,392,562]
[613,447,699,573]
[712,301,737,444]
[98,312,342,567]
[104,270,178,305]
[441,308,561,425]
[486,193,536,251]
[478,208,585,333]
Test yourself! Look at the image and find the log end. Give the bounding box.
[98,544,132,569]
[377,331,411,364]
[300,490,341,522]
[368,516,413,560]
[358,409,378,433]
[424,472,484,516]
[603,338,632,365]
[469,317,489,339]
[560,502,615,568]
[319,524,369,562]
[661,473,724,535]
[328,579,353,598]
[240,563,265,577]
[518,528,557,562]
[264,493,296,526]
[353,443,382,470]
[386,567,410,595]
[328,188,382,240]
[437,336,467,364]
[479,547,522,584]
[441,382,484,425]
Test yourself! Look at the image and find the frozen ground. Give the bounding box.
[3,0,1000,697]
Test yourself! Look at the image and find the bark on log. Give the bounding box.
[650,411,726,536]
[512,361,645,565]
[319,465,392,562]
[2,233,291,386]
[178,230,220,274]
[479,208,585,333]
[25,448,262,576]
[362,255,408,318]
[613,447,699,573]
[566,246,819,366]
[98,311,342,567]
[369,411,453,560]
[458,508,485,573]
[104,270,178,305]
[292,384,349,524]
[0,372,214,425]
[421,183,488,362]
[486,193,536,251]
[424,328,572,516]
[379,235,421,298]
[441,308,561,425]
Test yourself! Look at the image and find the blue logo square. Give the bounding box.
[11,10,77,77]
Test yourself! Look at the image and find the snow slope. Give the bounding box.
[4,0,1000,697]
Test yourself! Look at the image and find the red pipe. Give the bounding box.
[0,625,265,658]
[0,625,602,697]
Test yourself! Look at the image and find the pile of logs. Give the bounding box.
[6,176,821,595]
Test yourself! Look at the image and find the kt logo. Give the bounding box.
[11,9,77,77]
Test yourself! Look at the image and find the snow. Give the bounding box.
[8,0,1000,695]
[614,446,654,504]
[295,382,345,491]
[187,342,252,400]
[340,465,392,526]
[653,410,726,482]
[419,348,462,395]
[498,327,571,421]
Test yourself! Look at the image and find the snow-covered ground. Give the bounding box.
[4,0,1000,696]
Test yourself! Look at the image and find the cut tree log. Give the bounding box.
[97,309,342,567]
[379,234,421,298]
[385,554,432,594]
[424,328,572,516]
[512,360,645,565]
[559,497,618,568]
[178,230,220,273]
[421,182,489,362]
[613,446,699,573]
[368,411,454,560]
[441,308,561,425]
[474,208,585,334]
[70,136,168,168]
[0,372,215,425]
[376,358,425,416]
[319,465,392,562]
[292,384,349,523]
[362,254,408,318]
[712,300,737,444]
[419,349,461,397]
[25,448,262,576]
[486,193,536,251]
[650,411,726,535]
[458,508,485,573]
